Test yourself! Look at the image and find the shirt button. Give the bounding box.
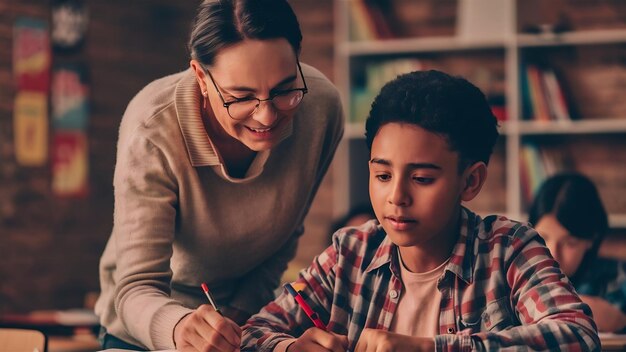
[447,328,455,334]
[389,290,398,299]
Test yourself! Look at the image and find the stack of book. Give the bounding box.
[521,64,574,121]
[348,0,395,41]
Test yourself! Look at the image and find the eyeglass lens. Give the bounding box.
[227,90,304,120]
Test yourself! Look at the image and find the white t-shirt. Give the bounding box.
[390,249,449,337]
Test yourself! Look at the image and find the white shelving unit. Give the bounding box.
[333,0,626,228]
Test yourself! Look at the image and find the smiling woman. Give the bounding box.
[93,0,344,351]
[190,38,308,175]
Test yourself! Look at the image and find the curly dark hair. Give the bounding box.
[364,70,499,172]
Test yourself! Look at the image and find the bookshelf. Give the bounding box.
[333,0,626,228]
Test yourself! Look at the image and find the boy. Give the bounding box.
[241,70,600,351]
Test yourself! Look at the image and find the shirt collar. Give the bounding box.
[364,207,479,284]
[445,207,478,284]
[364,228,396,274]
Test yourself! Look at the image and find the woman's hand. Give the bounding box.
[286,327,348,352]
[174,304,242,352]
[581,294,626,332]
[354,328,434,352]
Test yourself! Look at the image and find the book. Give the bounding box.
[542,68,571,121]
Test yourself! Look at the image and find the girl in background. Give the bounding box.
[529,173,626,332]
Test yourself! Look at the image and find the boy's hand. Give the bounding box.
[286,328,348,352]
[174,304,242,352]
[354,328,435,352]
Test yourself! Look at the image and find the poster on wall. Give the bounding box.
[13,17,51,167]
[52,0,88,51]
[13,18,51,92]
[51,65,89,197]
[51,131,89,197]
[51,0,91,198]
[51,64,89,130]
[13,92,48,166]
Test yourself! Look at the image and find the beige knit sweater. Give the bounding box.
[95,64,344,350]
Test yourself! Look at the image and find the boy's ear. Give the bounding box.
[461,161,488,202]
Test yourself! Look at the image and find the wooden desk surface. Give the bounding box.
[57,332,626,352]
[600,333,626,351]
[49,333,100,352]
[1,310,101,351]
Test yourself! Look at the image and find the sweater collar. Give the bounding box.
[175,69,220,167]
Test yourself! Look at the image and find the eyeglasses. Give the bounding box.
[205,61,308,121]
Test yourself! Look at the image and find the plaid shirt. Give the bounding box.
[242,208,600,351]
[576,258,626,333]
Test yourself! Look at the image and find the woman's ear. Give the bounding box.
[190,59,209,95]
[461,161,488,202]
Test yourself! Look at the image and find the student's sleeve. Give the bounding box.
[241,238,340,351]
[605,261,626,316]
[112,131,193,350]
[227,90,344,319]
[438,226,601,351]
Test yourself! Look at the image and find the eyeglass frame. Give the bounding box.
[203,61,308,120]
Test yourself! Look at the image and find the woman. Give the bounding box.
[94,0,344,350]
[529,173,626,333]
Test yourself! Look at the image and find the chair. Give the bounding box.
[0,327,47,352]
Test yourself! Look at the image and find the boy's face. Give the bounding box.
[368,122,469,251]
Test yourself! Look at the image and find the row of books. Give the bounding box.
[349,0,395,41]
[520,64,575,121]
[350,63,577,125]
[520,143,572,207]
[350,58,424,122]
[349,58,508,123]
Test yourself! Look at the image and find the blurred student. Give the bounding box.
[241,70,599,351]
[530,173,626,333]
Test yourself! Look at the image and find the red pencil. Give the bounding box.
[284,282,327,331]
[200,283,222,316]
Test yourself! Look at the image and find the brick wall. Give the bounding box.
[286,0,337,278]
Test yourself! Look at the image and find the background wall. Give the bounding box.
[0,0,334,313]
[3,0,625,316]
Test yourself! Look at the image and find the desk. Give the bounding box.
[1,310,100,352]
[98,349,175,352]
[0,309,99,335]
[600,333,626,351]
[90,334,626,352]
[49,333,100,352]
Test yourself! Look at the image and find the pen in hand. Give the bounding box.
[284,282,327,331]
[201,283,222,316]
